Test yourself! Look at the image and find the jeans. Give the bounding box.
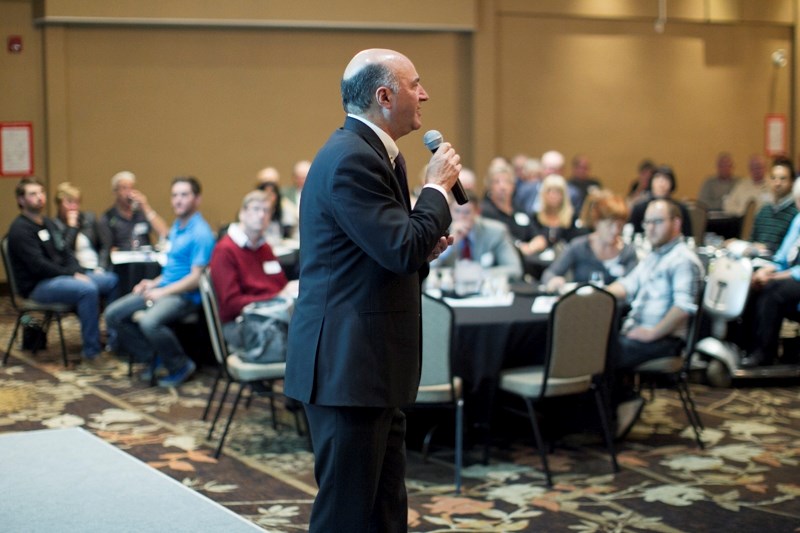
[29,271,119,358]
[104,292,196,373]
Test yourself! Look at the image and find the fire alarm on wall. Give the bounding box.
[8,35,23,54]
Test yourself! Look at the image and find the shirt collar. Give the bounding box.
[227,222,264,250]
[773,193,794,211]
[348,113,400,166]
[652,235,683,256]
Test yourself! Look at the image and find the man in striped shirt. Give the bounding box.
[750,157,797,255]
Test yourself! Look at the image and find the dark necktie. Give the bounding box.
[461,235,472,260]
[394,152,411,210]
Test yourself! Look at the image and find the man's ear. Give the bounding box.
[375,86,392,109]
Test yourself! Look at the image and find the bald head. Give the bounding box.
[256,166,280,185]
[340,48,428,140]
[341,49,404,115]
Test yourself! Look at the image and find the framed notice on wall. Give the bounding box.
[765,114,787,157]
[0,121,34,177]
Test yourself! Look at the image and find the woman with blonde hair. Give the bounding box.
[54,182,114,274]
[542,190,638,292]
[519,174,581,256]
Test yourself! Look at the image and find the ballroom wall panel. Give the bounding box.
[46,26,469,230]
[495,15,792,197]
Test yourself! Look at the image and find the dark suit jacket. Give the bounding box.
[285,117,452,407]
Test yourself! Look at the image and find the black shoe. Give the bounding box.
[740,352,764,368]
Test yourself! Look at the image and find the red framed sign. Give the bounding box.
[765,114,787,157]
[0,121,34,176]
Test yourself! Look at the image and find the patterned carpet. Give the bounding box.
[2,303,800,532]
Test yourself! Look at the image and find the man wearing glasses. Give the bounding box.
[606,199,704,438]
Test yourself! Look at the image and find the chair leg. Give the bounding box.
[54,314,69,367]
[523,397,552,487]
[201,366,223,421]
[208,379,232,440]
[679,374,704,430]
[214,384,246,458]
[455,398,464,494]
[2,315,23,365]
[676,380,704,449]
[421,424,440,461]
[268,385,278,430]
[593,384,619,473]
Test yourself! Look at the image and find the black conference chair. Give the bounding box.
[1,236,76,367]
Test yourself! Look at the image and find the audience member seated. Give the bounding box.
[512,157,544,214]
[748,157,797,256]
[740,178,800,368]
[606,199,704,438]
[282,160,310,213]
[480,162,535,244]
[722,154,771,216]
[104,176,215,387]
[519,174,583,257]
[515,150,580,214]
[256,181,293,245]
[53,183,116,281]
[511,153,530,184]
[255,166,299,237]
[629,165,693,237]
[432,192,523,281]
[101,171,169,250]
[568,153,602,214]
[627,159,656,205]
[542,191,638,292]
[210,190,290,352]
[698,151,740,211]
[7,177,118,365]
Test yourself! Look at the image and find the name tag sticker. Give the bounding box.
[38,229,51,241]
[133,222,149,236]
[263,260,282,275]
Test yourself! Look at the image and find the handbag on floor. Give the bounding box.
[22,318,47,351]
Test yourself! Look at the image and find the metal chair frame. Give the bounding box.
[1,236,75,367]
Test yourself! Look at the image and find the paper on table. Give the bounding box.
[531,295,558,314]
[443,293,515,308]
[110,250,167,266]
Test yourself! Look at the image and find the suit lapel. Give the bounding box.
[343,117,410,212]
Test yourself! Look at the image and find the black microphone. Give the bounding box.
[423,129,468,205]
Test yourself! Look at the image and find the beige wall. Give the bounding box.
[495,15,792,197]
[1,0,798,284]
[1,0,45,283]
[44,27,469,231]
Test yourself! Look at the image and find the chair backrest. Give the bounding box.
[420,293,455,390]
[686,201,708,245]
[198,270,230,369]
[703,255,752,320]
[0,236,22,310]
[739,199,757,240]
[545,284,616,383]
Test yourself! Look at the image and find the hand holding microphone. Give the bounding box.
[423,130,467,205]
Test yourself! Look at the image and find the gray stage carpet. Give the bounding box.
[0,427,262,532]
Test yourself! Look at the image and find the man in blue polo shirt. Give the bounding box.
[104,176,215,387]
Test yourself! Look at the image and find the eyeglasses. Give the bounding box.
[642,217,668,227]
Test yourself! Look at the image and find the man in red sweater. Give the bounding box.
[210,190,289,349]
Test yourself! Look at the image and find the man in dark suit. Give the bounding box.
[285,48,462,532]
